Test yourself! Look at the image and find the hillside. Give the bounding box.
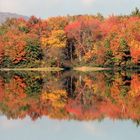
[0,12,28,23]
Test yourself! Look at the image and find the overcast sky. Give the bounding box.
[0,0,140,18]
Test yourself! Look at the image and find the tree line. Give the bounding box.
[0,8,140,68]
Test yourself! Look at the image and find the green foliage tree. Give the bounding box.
[131,7,140,17]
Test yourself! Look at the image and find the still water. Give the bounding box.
[0,70,140,140]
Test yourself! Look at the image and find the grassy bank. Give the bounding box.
[73,67,111,71]
[0,67,63,71]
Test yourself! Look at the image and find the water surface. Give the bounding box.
[0,70,140,140]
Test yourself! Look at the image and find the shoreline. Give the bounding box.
[73,67,111,71]
[0,67,63,71]
[0,66,139,72]
[0,67,111,72]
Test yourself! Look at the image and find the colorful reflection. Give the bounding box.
[0,71,140,126]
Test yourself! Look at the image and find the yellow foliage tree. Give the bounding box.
[41,90,67,108]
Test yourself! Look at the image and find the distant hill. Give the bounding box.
[0,12,28,24]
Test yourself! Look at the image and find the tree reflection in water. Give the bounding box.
[0,70,140,126]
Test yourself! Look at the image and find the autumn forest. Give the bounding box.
[0,8,140,69]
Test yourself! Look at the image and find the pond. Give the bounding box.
[0,70,140,140]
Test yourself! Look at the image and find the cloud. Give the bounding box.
[0,0,19,12]
[0,117,21,129]
[83,122,102,136]
[82,0,95,5]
